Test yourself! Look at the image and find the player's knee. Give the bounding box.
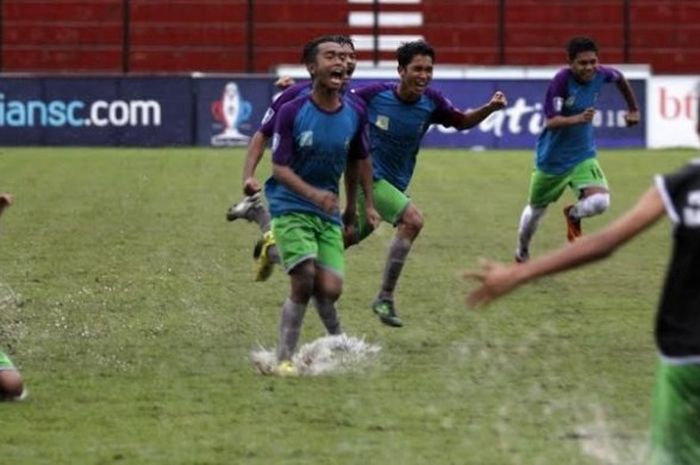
[315,272,343,301]
[588,192,610,215]
[0,370,24,401]
[400,206,423,237]
[290,262,316,302]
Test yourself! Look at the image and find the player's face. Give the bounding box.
[570,51,598,83]
[312,42,349,91]
[398,54,434,99]
[342,44,357,82]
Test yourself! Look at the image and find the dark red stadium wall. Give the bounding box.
[2,0,123,72]
[1,0,699,74]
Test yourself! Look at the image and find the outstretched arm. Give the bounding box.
[453,91,508,130]
[464,185,665,307]
[242,131,269,195]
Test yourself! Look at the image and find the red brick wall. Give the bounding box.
[2,0,699,73]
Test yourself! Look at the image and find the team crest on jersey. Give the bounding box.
[299,131,313,147]
[376,115,390,130]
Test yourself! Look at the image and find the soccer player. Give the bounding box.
[514,36,640,263]
[0,193,25,401]
[226,35,358,282]
[266,37,379,375]
[465,160,700,465]
[347,40,507,327]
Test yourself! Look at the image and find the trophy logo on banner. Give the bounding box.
[211,82,252,146]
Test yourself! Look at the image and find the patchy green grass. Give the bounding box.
[0,147,693,464]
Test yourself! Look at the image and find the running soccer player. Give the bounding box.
[514,36,640,263]
[226,35,357,282]
[265,37,378,375]
[465,158,700,465]
[347,40,507,327]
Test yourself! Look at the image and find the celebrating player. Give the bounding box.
[264,36,378,375]
[514,36,640,263]
[347,40,507,327]
[226,35,357,282]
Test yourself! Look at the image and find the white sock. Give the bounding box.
[516,205,547,256]
[570,193,610,219]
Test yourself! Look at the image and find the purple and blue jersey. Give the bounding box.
[265,95,369,225]
[351,82,464,192]
[260,82,361,139]
[535,66,622,174]
[259,82,312,138]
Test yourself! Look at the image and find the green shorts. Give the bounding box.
[355,179,411,243]
[271,212,344,276]
[528,158,608,207]
[0,350,16,371]
[650,359,700,465]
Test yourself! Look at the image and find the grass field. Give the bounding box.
[0,147,695,465]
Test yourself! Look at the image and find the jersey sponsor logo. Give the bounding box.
[684,190,700,227]
[376,115,390,130]
[299,130,313,147]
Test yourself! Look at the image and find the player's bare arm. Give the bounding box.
[464,185,665,307]
[545,107,596,129]
[454,91,508,130]
[357,157,380,229]
[242,131,269,195]
[615,77,640,126]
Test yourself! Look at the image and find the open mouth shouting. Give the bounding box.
[329,67,346,87]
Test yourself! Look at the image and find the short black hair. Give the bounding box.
[300,35,354,65]
[334,35,355,51]
[396,40,435,68]
[566,36,598,61]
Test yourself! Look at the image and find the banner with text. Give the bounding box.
[648,76,699,149]
[0,77,192,146]
[0,76,646,149]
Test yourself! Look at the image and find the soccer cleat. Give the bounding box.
[253,231,276,282]
[563,205,582,243]
[226,193,262,222]
[372,299,403,327]
[514,248,529,263]
[276,360,298,377]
